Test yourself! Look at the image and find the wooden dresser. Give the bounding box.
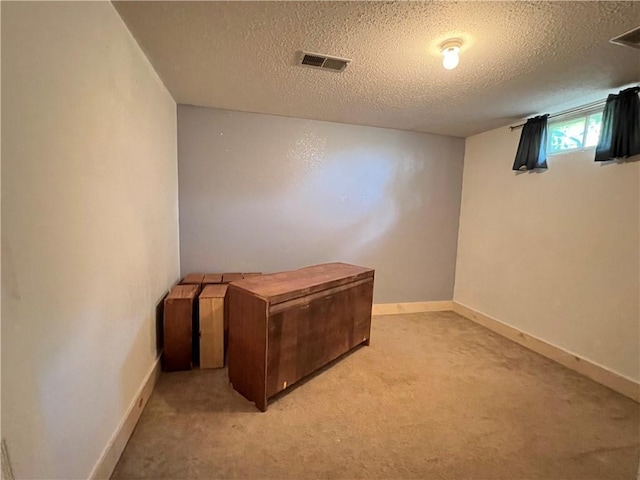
[228,262,374,411]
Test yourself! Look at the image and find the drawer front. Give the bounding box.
[266,279,373,398]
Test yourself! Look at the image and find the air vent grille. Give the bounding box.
[322,58,349,71]
[299,51,351,72]
[610,26,640,50]
[301,54,326,67]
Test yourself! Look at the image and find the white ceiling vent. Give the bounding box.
[299,51,351,72]
[610,25,640,50]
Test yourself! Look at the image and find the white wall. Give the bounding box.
[178,105,465,303]
[455,126,639,381]
[1,3,179,478]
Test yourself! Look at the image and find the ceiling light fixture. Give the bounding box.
[441,39,462,70]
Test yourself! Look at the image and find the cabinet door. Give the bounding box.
[266,279,373,398]
[345,279,374,348]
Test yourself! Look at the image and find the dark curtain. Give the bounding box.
[512,115,549,171]
[595,86,640,161]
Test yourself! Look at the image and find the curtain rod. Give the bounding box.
[508,98,607,131]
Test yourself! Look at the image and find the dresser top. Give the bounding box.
[231,262,374,305]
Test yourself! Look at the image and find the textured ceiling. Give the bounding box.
[113,1,640,137]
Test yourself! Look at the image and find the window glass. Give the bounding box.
[585,112,603,147]
[548,117,586,154]
[547,110,603,155]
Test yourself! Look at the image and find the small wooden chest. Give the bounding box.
[199,284,228,369]
[222,272,243,284]
[180,273,205,285]
[203,273,223,284]
[163,284,199,371]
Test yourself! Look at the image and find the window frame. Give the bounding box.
[546,107,604,157]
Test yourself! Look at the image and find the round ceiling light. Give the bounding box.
[441,39,463,70]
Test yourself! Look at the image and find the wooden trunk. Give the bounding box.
[164,284,199,371]
[199,284,228,369]
[180,273,205,285]
[222,272,243,284]
[228,262,374,411]
[203,273,223,284]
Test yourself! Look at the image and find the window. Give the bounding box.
[547,110,603,155]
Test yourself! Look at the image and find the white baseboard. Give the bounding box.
[372,301,454,316]
[89,356,162,479]
[452,301,639,403]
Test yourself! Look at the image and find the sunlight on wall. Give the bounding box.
[226,145,404,259]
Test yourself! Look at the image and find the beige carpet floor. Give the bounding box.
[112,311,640,479]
